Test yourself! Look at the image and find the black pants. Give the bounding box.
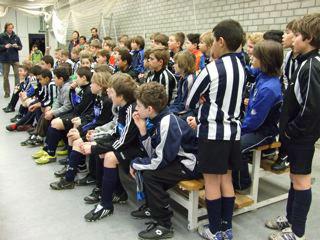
[8,90,20,109]
[143,161,197,228]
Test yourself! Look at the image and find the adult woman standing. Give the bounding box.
[68,31,80,57]
[0,23,22,98]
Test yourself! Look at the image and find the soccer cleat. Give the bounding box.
[32,149,47,159]
[112,191,128,204]
[28,136,43,147]
[268,228,305,240]
[3,106,14,113]
[271,156,289,171]
[76,174,96,186]
[17,124,33,132]
[222,229,233,240]
[35,153,56,164]
[138,221,174,240]
[50,178,75,190]
[84,187,101,204]
[58,158,68,165]
[198,224,223,240]
[56,148,68,156]
[54,166,67,177]
[6,123,17,131]
[10,114,22,123]
[131,204,152,219]
[57,140,65,148]
[84,204,113,222]
[265,216,291,231]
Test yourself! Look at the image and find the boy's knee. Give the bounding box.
[51,118,63,130]
[103,152,118,168]
[291,174,311,190]
[73,138,83,147]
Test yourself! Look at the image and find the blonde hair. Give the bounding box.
[247,32,264,44]
[91,71,111,92]
[200,31,214,48]
[173,51,196,75]
[80,50,93,63]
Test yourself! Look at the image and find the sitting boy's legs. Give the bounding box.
[137,161,195,239]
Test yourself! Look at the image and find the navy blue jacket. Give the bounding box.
[131,107,197,172]
[0,31,22,62]
[131,49,144,74]
[242,69,283,136]
[169,73,196,114]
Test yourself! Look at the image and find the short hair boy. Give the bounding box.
[186,19,245,239]
[130,35,145,75]
[186,33,205,70]
[146,46,176,104]
[115,47,138,80]
[168,32,185,73]
[153,33,169,48]
[130,82,199,239]
[266,13,320,240]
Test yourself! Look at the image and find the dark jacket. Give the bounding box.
[280,49,320,143]
[131,107,198,172]
[0,31,22,62]
[91,102,141,155]
[69,83,95,118]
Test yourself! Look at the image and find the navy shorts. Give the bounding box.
[198,139,241,174]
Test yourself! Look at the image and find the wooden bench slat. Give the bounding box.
[256,141,281,151]
[178,179,204,191]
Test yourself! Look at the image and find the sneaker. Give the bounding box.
[76,174,96,186]
[3,106,14,113]
[262,149,277,159]
[84,187,101,204]
[21,135,34,146]
[268,229,305,240]
[138,221,174,240]
[58,158,68,165]
[84,204,113,222]
[271,156,289,171]
[112,191,128,204]
[32,149,47,159]
[10,114,21,123]
[131,204,152,219]
[265,216,291,231]
[28,137,43,147]
[56,148,68,156]
[6,123,17,131]
[34,153,56,164]
[54,166,67,177]
[198,224,223,240]
[17,124,33,132]
[222,229,233,240]
[50,178,75,190]
[57,140,65,148]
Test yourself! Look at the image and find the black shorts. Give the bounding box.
[114,146,146,174]
[287,141,315,175]
[198,139,241,174]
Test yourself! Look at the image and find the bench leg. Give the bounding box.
[250,150,261,204]
[187,190,199,231]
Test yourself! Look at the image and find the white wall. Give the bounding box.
[0,8,41,62]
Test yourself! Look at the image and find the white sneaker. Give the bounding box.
[265,216,291,230]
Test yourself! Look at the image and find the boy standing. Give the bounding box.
[186,20,245,240]
[266,13,320,240]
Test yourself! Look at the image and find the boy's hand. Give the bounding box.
[129,166,136,179]
[28,103,39,112]
[4,43,11,49]
[71,117,81,128]
[70,81,78,89]
[199,95,206,105]
[187,116,197,130]
[44,110,54,120]
[80,142,92,155]
[67,128,80,141]
[133,112,147,136]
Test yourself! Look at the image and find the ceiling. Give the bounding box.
[0,0,57,9]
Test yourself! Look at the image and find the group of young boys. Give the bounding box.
[2,13,320,240]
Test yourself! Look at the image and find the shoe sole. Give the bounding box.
[113,200,127,204]
[85,212,113,222]
[50,185,75,190]
[35,158,56,165]
[84,199,100,204]
[138,232,174,240]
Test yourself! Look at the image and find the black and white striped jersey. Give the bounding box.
[146,68,177,104]
[186,53,245,141]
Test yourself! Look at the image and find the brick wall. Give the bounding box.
[109,0,320,43]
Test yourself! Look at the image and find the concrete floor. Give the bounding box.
[0,78,319,240]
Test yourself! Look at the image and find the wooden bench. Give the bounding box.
[168,141,289,231]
